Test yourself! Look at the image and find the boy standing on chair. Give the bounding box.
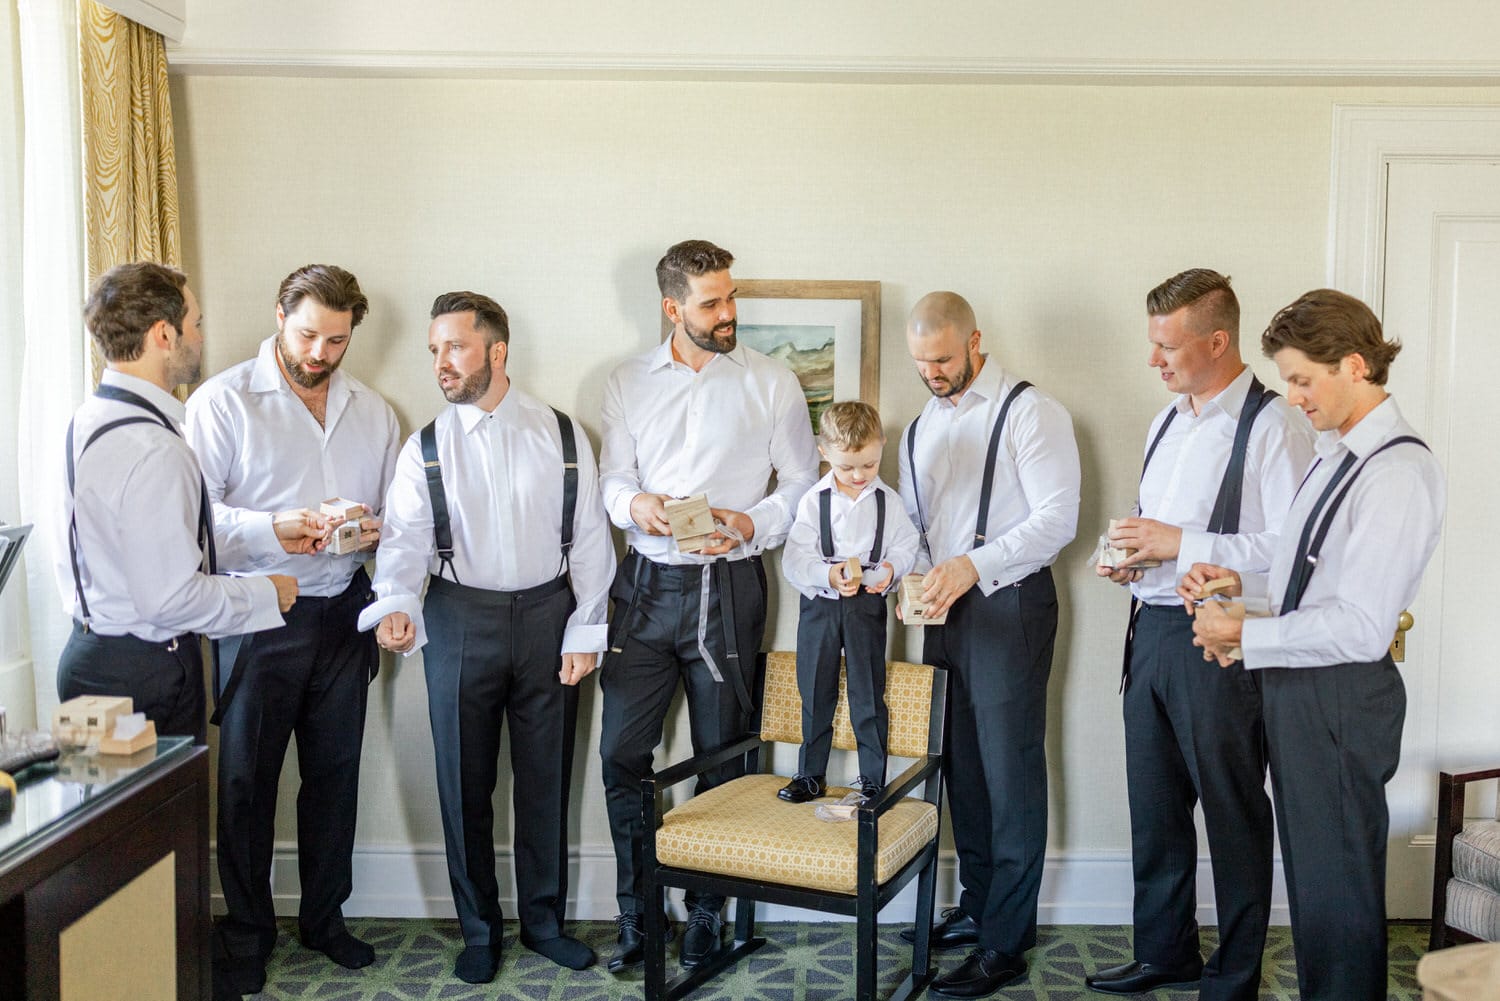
[779,401,919,804]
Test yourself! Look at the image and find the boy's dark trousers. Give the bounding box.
[794,589,888,783]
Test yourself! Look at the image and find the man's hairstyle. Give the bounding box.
[1261,288,1401,386]
[818,400,885,451]
[1146,268,1240,338]
[83,261,189,362]
[277,264,369,328]
[430,291,510,347]
[656,240,734,302]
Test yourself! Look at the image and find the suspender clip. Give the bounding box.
[974,532,986,544]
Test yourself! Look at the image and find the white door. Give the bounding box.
[1378,158,1500,916]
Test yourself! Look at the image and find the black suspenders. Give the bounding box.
[65,384,217,630]
[1280,434,1428,614]
[420,405,579,584]
[906,379,1033,559]
[817,486,886,566]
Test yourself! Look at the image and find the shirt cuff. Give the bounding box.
[1240,615,1281,670]
[1176,529,1214,571]
[968,547,1013,596]
[562,621,608,654]
[357,593,427,652]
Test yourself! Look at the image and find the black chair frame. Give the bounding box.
[641,666,949,1001]
[1430,764,1500,951]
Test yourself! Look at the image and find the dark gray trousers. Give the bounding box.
[1122,603,1271,1001]
[922,567,1056,957]
[423,574,578,947]
[58,621,206,743]
[794,590,888,783]
[1262,655,1405,1001]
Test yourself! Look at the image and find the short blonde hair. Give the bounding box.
[818,400,885,451]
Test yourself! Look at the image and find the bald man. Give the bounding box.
[897,292,1080,998]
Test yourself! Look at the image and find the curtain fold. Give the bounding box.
[79,0,183,387]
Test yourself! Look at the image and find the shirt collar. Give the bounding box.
[100,369,186,424]
[816,469,886,502]
[1317,394,1403,460]
[945,354,1006,409]
[247,334,355,405]
[1173,364,1253,419]
[456,382,527,434]
[649,336,748,373]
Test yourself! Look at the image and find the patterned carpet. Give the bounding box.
[250,919,1429,1000]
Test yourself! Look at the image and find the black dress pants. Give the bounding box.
[599,551,767,914]
[1122,603,1271,1001]
[1262,655,1405,1001]
[794,590,888,783]
[922,567,1056,957]
[58,621,206,743]
[423,574,578,947]
[214,568,376,959]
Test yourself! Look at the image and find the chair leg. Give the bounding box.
[912,847,938,983]
[857,886,878,1001]
[644,879,667,1001]
[734,894,756,944]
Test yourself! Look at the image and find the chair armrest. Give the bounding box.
[862,754,941,820]
[1442,766,1500,786]
[648,733,762,791]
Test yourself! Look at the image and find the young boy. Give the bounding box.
[778,401,919,803]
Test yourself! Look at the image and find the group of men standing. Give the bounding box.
[56,243,1441,1001]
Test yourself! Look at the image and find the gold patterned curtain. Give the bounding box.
[78,0,182,389]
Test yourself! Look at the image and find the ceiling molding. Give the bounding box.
[163,49,1500,85]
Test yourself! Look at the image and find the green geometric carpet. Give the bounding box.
[250,919,1429,1000]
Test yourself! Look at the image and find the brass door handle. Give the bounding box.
[1391,610,1415,662]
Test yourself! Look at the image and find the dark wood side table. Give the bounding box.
[0,737,209,1001]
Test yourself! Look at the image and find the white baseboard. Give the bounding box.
[213,843,1293,926]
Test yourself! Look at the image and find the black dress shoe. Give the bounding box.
[606,911,674,973]
[777,773,826,803]
[1085,959,1204,995]
[854,775,883,802]
[680,907,723,968]
[900,906,980,949]
[930,948,1028,998]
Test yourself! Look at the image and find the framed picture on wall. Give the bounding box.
[661,279,881,431]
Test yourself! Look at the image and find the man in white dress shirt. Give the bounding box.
[897,291,1080,998]
[186,265,399,995]
[597,240,820,972]
[362,291,615,983]
[1085,271,1314,1000]
[56,262,296,745]
[1189,289,1445,1001]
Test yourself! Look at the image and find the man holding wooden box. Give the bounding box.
[186,264,399,996]
[597,239,819,973]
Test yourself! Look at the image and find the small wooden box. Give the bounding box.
[52,695,134,744]
[98,719,157,756]
[664,494,715,553]
[320,498,365,555]
[843,557,863,587]
[898,574,948,626]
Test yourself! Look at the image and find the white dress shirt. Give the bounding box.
[1240,396,1445,669]
[598,339,820,563]
[357,385,616,655]
[186,336,401,597]
[782,472,920,600]
[53,370,283,641]
[1130,366,1316,605]
[898,358,1081,593]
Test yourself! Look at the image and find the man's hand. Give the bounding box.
[1192,601,1243,668]
[1109,516,1182,566]
[559,652,598,686]
[629,493,673,536]
[268,574,298,612]
[1096,563,1144,586]
[864,561,895,594]
[377,612,416,653]
[1177,563,1242,613]
[920,555,980,618]
[356,511,382,551]
[828,563,861,597]
[699,508,755,556]
[273,508,330,555]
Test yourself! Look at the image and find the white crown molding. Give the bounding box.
[164,48,1500,84]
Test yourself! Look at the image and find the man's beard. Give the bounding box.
[684,315,737,354]
[920,353,975,399]
[277,332,339,389]
[440,365,492,404]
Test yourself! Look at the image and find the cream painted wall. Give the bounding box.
[168,77,1497,895]
[170,2,1500,77]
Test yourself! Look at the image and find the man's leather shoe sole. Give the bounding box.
[930,949,1027,998]
[899,909,980,950]
[1085,960,1203,995]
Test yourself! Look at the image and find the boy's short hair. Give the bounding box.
[818,400,885,451]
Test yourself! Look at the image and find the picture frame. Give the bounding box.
[661,279,881,430]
